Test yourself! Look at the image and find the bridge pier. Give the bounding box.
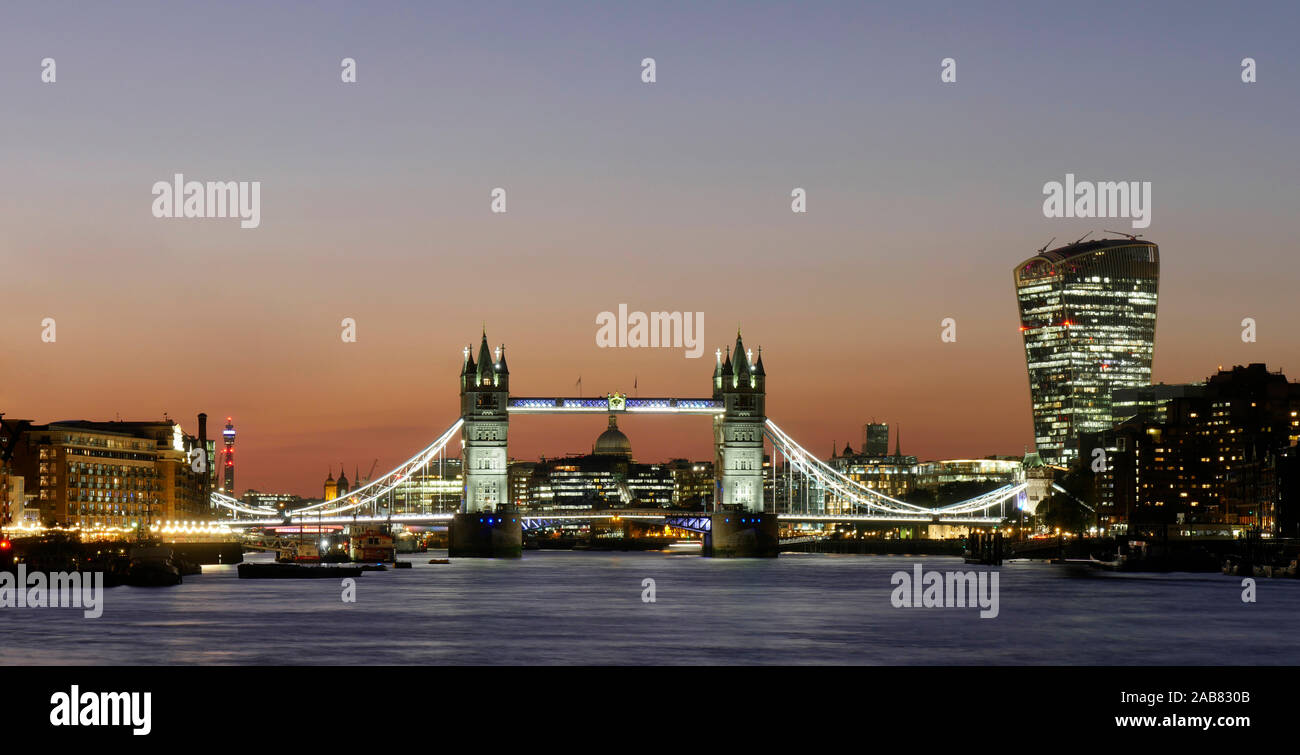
[703,512,779,558]
[449,513,522,558]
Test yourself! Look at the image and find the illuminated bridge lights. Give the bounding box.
[508,397,723,414]
[663,515,711,533]
[220,511,1004,530]
[214,416,1019,527]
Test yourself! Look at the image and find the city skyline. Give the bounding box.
[4,2,1298,497]
[8,327,1295,501]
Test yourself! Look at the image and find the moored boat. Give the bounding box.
[125,545,183,587]
[349,527,396,563]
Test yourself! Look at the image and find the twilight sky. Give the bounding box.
[3,1,1298,497]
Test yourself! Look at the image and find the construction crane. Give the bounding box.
[1070,231,1092,245]
[366,458,378,483]
[1103,229,1143,241]
[1035,237,1056,254]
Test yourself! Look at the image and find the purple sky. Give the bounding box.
[3,1,1297,496]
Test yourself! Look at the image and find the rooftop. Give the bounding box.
[1029,237,1157,265]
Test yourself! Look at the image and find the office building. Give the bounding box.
[1014,237,1160,465]
[12,417,213,529]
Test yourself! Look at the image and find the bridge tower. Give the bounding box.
[707,331,779,557]
[451,330,522,557]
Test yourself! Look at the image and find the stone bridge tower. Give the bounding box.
[452,330,521,557]
[708,331,778,556]
[713,331,766,511]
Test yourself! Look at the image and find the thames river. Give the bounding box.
[4,550,1298,665]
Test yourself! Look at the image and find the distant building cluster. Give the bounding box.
[1082,364,1300,534]
[813,423,1023,515]
[1014,236,1300,535]
[0,415,216,530]
[348,415,715,515]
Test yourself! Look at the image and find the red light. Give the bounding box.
[0,539,11,551]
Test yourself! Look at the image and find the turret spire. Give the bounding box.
[476,330,494,382]
[733,331,750,379]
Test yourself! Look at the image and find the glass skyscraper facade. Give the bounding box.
[1013,239,1160,465]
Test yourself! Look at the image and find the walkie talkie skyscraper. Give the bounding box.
[1014,238,1160,465]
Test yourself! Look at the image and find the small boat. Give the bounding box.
[1222,555,1245,576]
[1054,557,1106,576]
[277,540,322,563]
[349,528,397,563]
[125,545,183,587]
[428,558,450,565]
[1254,559,1297,578]
[394,535,427,554]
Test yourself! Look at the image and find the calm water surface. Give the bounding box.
[4,550,1297,665]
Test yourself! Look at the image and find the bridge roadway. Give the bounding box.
[221,508,1003,531]
[507,397,721,414]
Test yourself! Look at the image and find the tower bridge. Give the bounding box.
[211,330,1026,557]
